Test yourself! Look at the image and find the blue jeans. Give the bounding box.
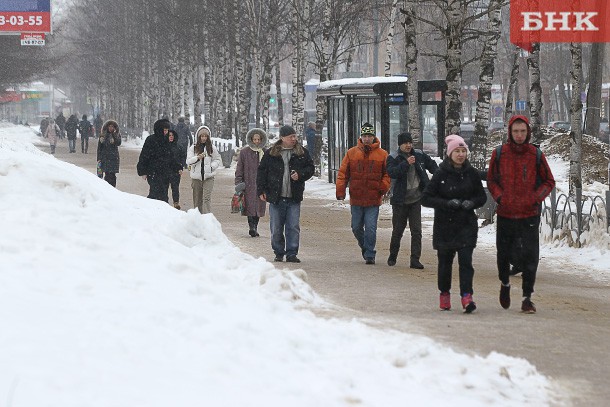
[269,198,301,257]
[351,205,380,259]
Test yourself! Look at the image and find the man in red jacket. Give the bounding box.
[487,115,555,313]
[336,122,391,265]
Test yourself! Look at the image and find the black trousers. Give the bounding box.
[147,175,170,202]
[496,216,540,297]
[169,172,181,203]
[389,202,422,261]
[104,172,117,187]
[437,246,475,297]
[81,137,89,153]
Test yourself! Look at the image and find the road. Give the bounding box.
[51,140,609,406]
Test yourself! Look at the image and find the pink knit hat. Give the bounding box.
[445,134,469,157]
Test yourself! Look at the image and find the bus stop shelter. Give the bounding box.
[316,76,446,183]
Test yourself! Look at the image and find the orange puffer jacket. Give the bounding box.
[336,138,391,207]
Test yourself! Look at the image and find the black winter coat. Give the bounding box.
[387,148,438,205]
[137,129,174,178]
[65,116,79,139]
[421,158,487,250]
[97,120,122,173]
[257,142,315,204]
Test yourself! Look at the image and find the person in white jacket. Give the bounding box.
[186,125,221,214]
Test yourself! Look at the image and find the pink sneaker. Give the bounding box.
[461,293,477,314]
[440,292,451,311]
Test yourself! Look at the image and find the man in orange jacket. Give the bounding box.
[336,122,391,264]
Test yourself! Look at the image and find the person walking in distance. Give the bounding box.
[336,122,391,265]
[235,128,268,237]
[97,120,122,187]
[257,125,314,263]
[421,135,487,313]
[65,114,79,153]
[167,129,184,209]
[78,115,93,154]
[93,114,103,139]
[186,125,221,214]
[44,118,60,154]
[487,115,555,314]
[387,132,439,269]
[175,117,193,169]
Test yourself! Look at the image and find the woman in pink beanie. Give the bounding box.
[421,135,487,313]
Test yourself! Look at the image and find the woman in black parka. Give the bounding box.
[97,120,122,187]
[422,135,487,313]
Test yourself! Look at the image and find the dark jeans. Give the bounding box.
[269,198,301,257]
[497,215,540,297]
[437,246,475,296]
[68,138,76,152]
[104,172,117,187]
[169,172,181,203]
[81,137,89,153]
[350,205,380,259]
[389,201,422,261]
[147,174,170,202]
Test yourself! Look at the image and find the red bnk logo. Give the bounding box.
[511,0,610,51]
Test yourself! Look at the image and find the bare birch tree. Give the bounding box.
[569,42,583,195]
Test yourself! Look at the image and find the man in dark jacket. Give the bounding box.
[93,114,103,139]
[174,117,193,168]
[387,132,439,269]
[137,119,174,202]
[257,125,315,263]
[55,112,66,139]
[78,115,93,153]
[65,114,79,153]
[487,115,555,313]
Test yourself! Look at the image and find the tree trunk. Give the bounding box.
[527,43,543,142]
[569,42,583,195]
[444,0,464,135]
[384,0,399,77]
[472,0,501,170]
[504,47,520,123]
[585,43,604,137]
[402,0,420,147]
[193,64,202,127]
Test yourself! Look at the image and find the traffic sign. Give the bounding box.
[516,100,527,111]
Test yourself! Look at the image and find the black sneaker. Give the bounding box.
[387,254,397,266]
[286,256,301,263]
[365,258,375,265]
[521,297,536,314]
[410,260,424,269]
[274,255,283,262]
[500,284,511,309]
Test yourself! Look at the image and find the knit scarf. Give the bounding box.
[251,145,264,162]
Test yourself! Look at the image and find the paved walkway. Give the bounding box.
[54,141,610,406]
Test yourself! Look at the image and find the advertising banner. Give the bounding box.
[510,0,610,51]
[0,0,51,34]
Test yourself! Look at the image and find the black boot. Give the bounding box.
[248,216,257,237]
[253,216,260,237]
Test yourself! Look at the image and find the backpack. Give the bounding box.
[494,144,542,187]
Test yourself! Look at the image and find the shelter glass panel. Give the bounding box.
[421,104,439,156]
[327,97,348,182]
[388,104,409,149]
[354,97,381,141]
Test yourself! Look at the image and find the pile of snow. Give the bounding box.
[0,124,559,406]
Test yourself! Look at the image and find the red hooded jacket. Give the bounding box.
[487,115,555,219]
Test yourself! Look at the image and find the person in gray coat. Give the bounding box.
[235,128,268,237]
[97,120,122,187]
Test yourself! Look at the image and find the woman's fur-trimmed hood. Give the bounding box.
[102,119,119,134]
[245,128,268,149]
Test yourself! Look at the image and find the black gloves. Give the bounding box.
[447,199,462,210]
[461,200,475,210]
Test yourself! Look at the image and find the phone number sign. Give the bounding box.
[0,0,51,33]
